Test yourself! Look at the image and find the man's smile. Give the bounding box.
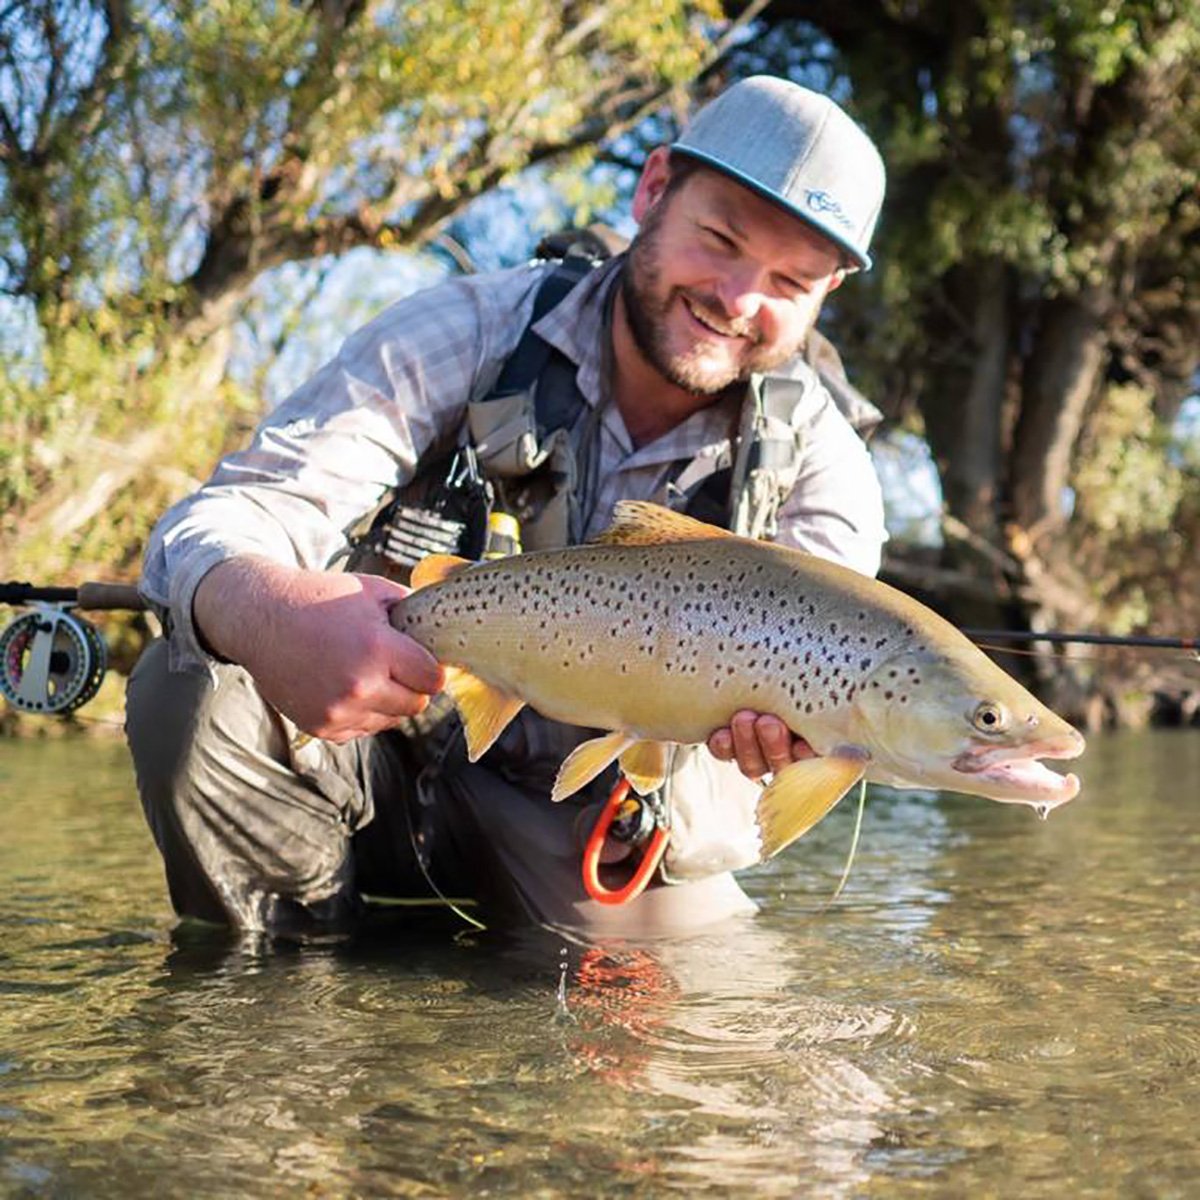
[681,295,752,341]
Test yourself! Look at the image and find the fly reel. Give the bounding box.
[0,605,108,714]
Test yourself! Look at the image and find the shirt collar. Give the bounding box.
[530,252,754,465]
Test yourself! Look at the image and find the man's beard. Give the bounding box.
[621,206,810,396]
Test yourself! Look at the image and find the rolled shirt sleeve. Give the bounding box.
[774,387,887,578]
[141,264,550,674]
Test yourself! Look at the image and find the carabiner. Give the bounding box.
[581,778,669,906]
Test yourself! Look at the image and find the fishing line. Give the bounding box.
[821,777,867,912]
[400,747,488,933]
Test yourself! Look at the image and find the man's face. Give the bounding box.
[622,156,846,396]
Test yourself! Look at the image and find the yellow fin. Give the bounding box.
[755,752,868,861]
[442,665,525,762]
[551,731,634,803]
[619,740,670,795]
[411,553,472,590]
[594,500,734,546]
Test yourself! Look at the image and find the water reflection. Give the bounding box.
[104,914,907,1197]
[2,731,1199,1195]
[555,928,902,1197]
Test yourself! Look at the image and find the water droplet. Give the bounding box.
[1035,804,1049,821]
[555,947,571,1016]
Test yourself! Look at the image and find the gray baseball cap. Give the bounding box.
[671,75,886,271]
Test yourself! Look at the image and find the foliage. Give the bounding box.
[724,1,1200,719]
[0,0,728,592]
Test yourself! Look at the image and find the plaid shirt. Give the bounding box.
[142,254,885,676]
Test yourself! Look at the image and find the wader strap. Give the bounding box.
[728,374,813,540]
[488,254,597,407]
[664,373,816,537]
[466,256,595,482]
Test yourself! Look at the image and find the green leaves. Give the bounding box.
[0,0,728,590]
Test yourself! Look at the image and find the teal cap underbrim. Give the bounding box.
[669,145,873,272]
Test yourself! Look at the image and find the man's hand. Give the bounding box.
[193,557,443,743]
[707,710,816,781]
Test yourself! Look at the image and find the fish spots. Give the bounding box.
[412,540,927,743]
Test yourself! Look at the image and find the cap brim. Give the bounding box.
[670,145,872,271]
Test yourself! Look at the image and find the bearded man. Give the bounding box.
[128,76,889,937]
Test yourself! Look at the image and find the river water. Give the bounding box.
[1,729,1197,1197]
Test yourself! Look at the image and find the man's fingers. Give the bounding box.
[707,727,735,760]
[791,737,818,762]
[709,710,818,780]
[387,631,444,696]
[730,710,769,779]
[367,681,435,722]
[754,714,795,776]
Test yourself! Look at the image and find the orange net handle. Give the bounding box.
[581,778,669,906]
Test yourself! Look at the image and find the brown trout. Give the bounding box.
[390,502,1084,861]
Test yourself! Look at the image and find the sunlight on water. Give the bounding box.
[1,730,1198,1196]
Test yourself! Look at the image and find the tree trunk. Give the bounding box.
[920,259,1011,539]
[1010,285,1111,541]
[916,259,1017,629]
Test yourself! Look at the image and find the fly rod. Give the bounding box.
[963,630,1198,652]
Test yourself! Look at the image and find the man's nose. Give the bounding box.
[714,264,767,322]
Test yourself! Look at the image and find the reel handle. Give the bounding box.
[0,580,145,611]
[76,582,145,611]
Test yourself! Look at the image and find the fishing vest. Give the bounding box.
[460,252,881,553]
[353,251,882,579]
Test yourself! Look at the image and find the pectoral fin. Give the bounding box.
[552,731,635,803]
[755,752,868,861]
[442,666,525,762]
[619,740,671,796]
[411,553,472,590]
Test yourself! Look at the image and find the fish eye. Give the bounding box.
[971,701,1010,734]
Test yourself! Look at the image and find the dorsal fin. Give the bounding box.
[410,553,472,590]
[594,500,734,547]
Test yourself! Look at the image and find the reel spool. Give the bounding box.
[0,606,108,714]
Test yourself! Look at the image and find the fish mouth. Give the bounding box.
[951,730,1086,809]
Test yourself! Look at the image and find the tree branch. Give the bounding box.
[33,2,64,159]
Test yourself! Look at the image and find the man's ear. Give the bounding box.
[631,146,672,224]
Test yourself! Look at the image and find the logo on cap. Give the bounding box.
[805,190,853,231]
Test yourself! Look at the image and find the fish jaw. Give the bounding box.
[852,647,1087,811]
[949,728,1085,809]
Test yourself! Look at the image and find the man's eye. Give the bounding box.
[701,226,736,249]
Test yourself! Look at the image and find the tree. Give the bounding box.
[1,0,745,586]
[724,0,1200,722]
